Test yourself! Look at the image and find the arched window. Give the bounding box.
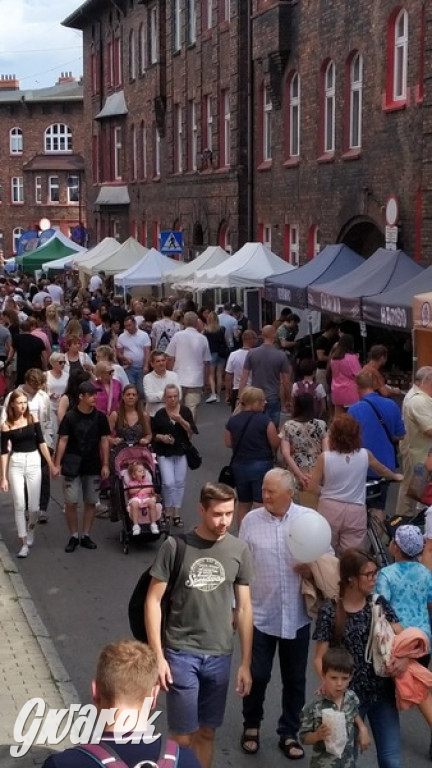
[288,72,300,157]
[129,29,136,80]
[219,220,231,252]
[45,124,72,153]
[393,9,408,100]
[307,225,320,260]
[10,128,23,155]
[324,61,335,153]
[13,227,24,253]
[349,53,363,149]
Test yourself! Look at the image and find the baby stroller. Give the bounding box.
[111,444,170,554]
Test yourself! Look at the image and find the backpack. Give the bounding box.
[364,595,394,677]
[128,535,186,643]
[77,737,180,768]
[294,380,323,418]
[157,322,177,353]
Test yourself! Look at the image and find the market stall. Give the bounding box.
[164,245,229,289]
[114,247,180,292]
[362,265,432,332]
[413,292,432,369]
[192,242,293,289]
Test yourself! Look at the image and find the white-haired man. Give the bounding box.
[397,366,432,516]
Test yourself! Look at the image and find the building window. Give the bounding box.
[114,126,122,180]
[288,72,300,157]
[173,0,181,50]
[139,23,147,73]
[174,104,183,173]
[130,125,137,180]
[49,176,59,203]
[204,94,213,152]
[263,224,271,249]
[219,220,230,251]
[45,123,72,153]
[154,125,161,177]
[324,61,335,153]
[11,177,24,204]
[10,127,23,155]
[394,9,408,100]
[189,100,198,170]
[140,219,147,246]
[222,0,230,22]
[203,0,213,30]
[188,0,196,44]
[68,175,79,203]
[106,38,113,87]
[221,89,230,166]
[349,53,363,149]
[13,227,24,253]
[153,220,160,248]
[263,86,272,161]
[129,30,136,80]
[141,122,147,179]
[35,176,42,204]
[0,229,4,256]
[150,6,158,63]
[308,225,320,259]
[113,220,121,241]
[113,35,122,86]
[289,225,299,266]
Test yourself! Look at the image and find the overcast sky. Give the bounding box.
[0,0,83,90]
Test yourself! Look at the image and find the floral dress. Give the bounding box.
[279,418,327,487]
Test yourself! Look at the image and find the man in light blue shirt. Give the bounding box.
[218,304,237,350]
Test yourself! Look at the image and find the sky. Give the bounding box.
[0,0,83,90]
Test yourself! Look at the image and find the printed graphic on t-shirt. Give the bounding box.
[185,558,226,591]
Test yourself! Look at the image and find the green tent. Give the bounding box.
[17,237,80,272]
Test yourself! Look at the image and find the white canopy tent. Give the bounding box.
[192,242,295,289]
[42,253,76,271]
[164,246,230,289]
[74,237,120,276]
[114,248,180,290]
[80,237,148,277]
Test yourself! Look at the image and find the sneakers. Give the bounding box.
[95,501,109,518]
[132,524,141,536]
[65,535,79,553]
[80,535,97,550]
[215,395,220,402]
[27,528,35,548]
[150,522,159,535]
[206,394,217,403]
[17,544,29,558]
[38,512,48,524]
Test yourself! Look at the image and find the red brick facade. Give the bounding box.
[0,75,86,258]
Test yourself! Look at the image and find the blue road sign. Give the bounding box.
[160,230,183,254]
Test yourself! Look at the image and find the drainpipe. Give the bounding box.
[247,0,254,242]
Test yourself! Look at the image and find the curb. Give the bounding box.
[0,534,80,708]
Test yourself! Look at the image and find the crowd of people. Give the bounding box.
[1,272,432,768]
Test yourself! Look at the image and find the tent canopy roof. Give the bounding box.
[74,237,120,272]
[165,246,229,287]
[307,248,423,319]
[265,244,363,309]
[194,242,293,288]
[114,248,179,287]
[18,236,81,271]
[363,265,432,330]
[81,237,148,276]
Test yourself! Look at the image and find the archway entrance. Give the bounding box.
[338,217,384,257]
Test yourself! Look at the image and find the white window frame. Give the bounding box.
[131,125,137,180]
[142,122,147,179]
[48,175,59,203]
[113,220,121,241]
[188,0,196,44]
[349,53,363,149]
[13,227,24,253]
[35,176,42,204]
[45,123,72,153]
[10,127,23,155]
[173,0,181,51]
[313,226,320,257]
[155,125,161,176]
[263,86,272,161]
[224,0,230,22]
[190,100,197,170]
[289,73,300,157]
[205,94,213,152]
[150,6,158,64]
[263,224,271,249]
[129,29,136,80]
[206,0,213,29]
[139,22,147,73]
[67,175,80,203]
[175,104,183,173]
[223,89,230,166]
[11,176,24,204]
[394,9,408,101]
[114,126,122,180]
[324,61,335,153]
[289,225,300,266]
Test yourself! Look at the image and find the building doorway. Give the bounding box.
[338,217,384,257]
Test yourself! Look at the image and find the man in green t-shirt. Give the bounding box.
[145,482,253,768]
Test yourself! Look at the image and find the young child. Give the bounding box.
[125,461,160,536]
[291,359,327,418]
[299,647,370,768]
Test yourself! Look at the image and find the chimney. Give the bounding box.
[0,74,20,91]
[57,71,76,85]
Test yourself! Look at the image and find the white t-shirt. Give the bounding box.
[151,318,181,351]
[47,284,64,305]
[32,291,51,305]
[143,370,181,417]
[320,448,369,505]
[117,329,151,367]
[165,327,211,387]
[89,275,103,292]
[113,363,129,389]
[219,313,237,348]
[225,348,251,389]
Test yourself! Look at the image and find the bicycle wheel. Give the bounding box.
[367,519,390,568]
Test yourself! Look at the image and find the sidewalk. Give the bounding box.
[0,533,79,767]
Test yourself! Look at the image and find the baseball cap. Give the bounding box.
[394,524,424,557]
[78,381,98,395]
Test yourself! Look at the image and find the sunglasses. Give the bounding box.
[57,360,66,364]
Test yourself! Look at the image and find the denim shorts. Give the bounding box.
[165,648,232,733]
[210,351,225,367]
[232,459,274,503]
[63,475,100,505]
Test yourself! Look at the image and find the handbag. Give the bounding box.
[184,442,202,470]
[61,453,82,478]
[219,413,254,487]
[365,595,395,677]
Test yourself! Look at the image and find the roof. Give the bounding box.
[23,154,85,172]
[363,264,432,330]
[194,242,294,289]
[166,246,230,288]
[63,0,124,29]
[114,248,178,287]
[94,185,130,206]
[81,237,148,276]
[0,81,83,104]
[95,91,128,120]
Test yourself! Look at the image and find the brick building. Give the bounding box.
[252,0,431,264]
[63,0,250,257]
[0,73,86,259]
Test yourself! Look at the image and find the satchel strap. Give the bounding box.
[362,397,394,445]
[230,413,254,465]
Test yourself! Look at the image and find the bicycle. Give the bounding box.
[366,479,392,568]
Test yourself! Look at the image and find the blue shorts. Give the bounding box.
[165,648,232,733]
[232,459,274,504]
[210,352,225,367]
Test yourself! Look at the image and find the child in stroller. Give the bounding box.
[125,461,161,536]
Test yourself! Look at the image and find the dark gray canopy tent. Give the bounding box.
[264,244,363,309]
[362,265,432,331]
[307,248,423,320]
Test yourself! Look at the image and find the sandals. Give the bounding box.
[278,738,305,760]
[173,516,184,527]
[241,728,260,755]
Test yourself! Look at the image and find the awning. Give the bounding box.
[23,154,84,172]
[94,185,130,206]
[95,91,128,119]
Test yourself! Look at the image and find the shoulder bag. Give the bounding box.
[218,413,254,487]
[364,595,395,677]
[363,397,398,467]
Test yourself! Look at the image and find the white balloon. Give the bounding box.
[286,512,332,563]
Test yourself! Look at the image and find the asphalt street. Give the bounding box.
[1,401,431,767]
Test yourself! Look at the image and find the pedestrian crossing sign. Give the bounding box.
[160,230,183,254]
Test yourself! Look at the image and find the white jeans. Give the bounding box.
[158,455,187,508]
[8,451,41,538]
